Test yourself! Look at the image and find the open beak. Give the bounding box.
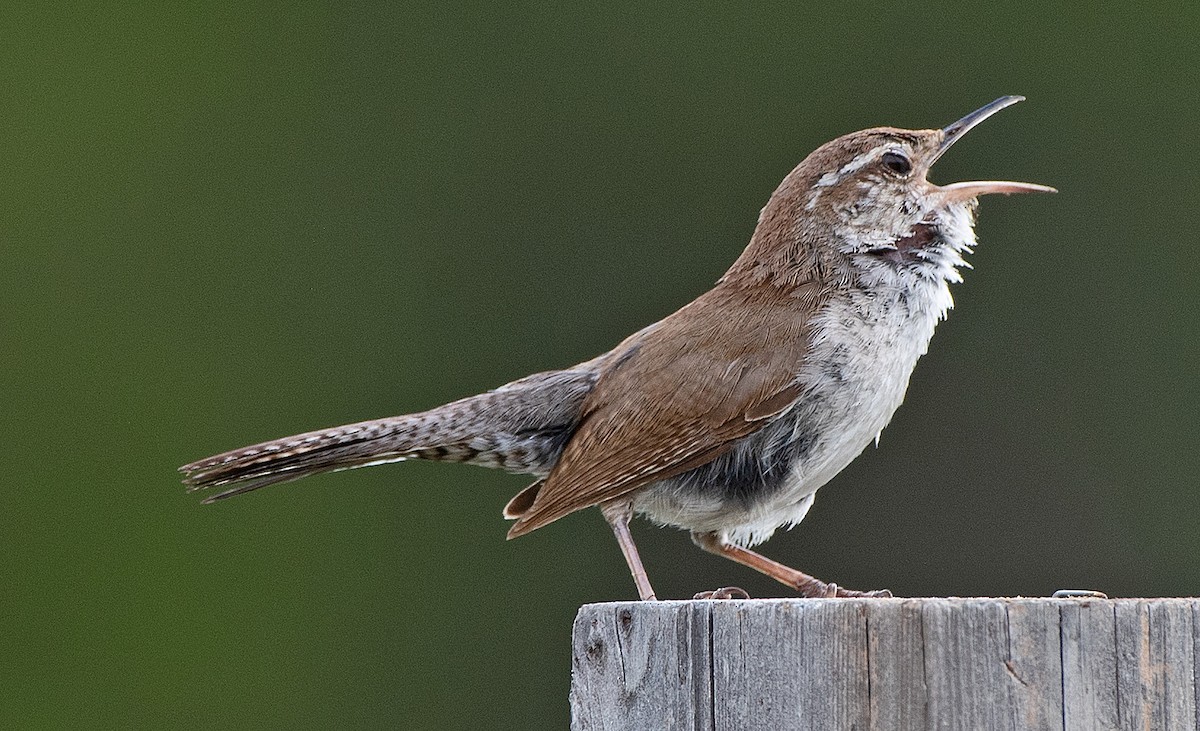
[930,95,1057,202]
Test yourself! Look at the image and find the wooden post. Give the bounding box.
[570,598,1200,730]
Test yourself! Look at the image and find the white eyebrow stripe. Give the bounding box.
[838,149,880,175]
[814,149,882,187]
[815,171,840,187]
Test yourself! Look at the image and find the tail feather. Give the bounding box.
[198,454,411,504]
[180,367,596,501]
[182,420,404,486]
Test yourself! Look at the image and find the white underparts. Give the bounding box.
[632,202,979,547]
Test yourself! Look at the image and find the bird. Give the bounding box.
[180,96,1054,601]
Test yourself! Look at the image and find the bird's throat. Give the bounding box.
[874,222,941,265]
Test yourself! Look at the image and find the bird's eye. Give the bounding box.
[881,151,912,176]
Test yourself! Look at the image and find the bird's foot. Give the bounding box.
[835,586,893,598]
[693,586,751,600]
[799,581,893,599]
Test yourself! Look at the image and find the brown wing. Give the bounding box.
[507,281,824,537]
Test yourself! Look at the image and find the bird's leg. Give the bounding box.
[600,500,657,601]
[691,531,892,598]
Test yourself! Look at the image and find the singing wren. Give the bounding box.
[180,96,1054,600]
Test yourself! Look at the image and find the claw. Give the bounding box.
[834,586,893,598]
[693,586,751,600]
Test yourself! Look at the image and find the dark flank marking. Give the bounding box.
[673,414,819,508]
[821,344,848,383]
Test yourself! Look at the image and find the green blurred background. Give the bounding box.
[3,2,1197,727]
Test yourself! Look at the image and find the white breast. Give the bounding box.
[720,206,977,546]
[635,207,978,546]
[713,278,950,546]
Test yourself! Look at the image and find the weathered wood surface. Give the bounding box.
[570,598,1200,731]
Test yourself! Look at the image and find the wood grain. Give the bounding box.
[571,598,1200,731]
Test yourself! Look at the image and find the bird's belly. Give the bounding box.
[633,284,947,546]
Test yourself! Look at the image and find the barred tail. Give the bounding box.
[179,368,596,503]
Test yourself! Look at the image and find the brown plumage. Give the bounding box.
[181,96,1053,600]
[506,282,823,537]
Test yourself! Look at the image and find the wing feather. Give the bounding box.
[507,282,823,537]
